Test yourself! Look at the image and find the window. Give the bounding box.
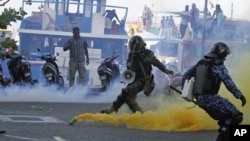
[66,0,84,14]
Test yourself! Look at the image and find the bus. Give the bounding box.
[16,0,130,86]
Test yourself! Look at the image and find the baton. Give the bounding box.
[169,85,182,94]
[169,85,198,107]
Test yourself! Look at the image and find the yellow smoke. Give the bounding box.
[73,109,205,131]
[72,47,250,131]
[220,47,250,124]
[72,97,217,131]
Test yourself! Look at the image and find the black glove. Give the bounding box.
[240,95,246,107]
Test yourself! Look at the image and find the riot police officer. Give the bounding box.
[182,42,247,141]
[100,35,174,114]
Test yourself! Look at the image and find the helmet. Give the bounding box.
[129,35,146,53]
[205,42,230,59]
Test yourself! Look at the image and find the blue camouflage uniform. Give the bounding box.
[182,58,244,141]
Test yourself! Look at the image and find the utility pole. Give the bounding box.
[231,3,233,20]
[201,0,208,57]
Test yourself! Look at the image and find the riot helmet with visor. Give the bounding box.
[129,35,146,53]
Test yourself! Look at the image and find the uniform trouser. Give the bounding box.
[112,79,145,113]
[195,95,243,141]
[69,61,86,87]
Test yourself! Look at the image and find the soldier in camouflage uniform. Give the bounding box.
[100,35,174,114]
[182,42,246,141]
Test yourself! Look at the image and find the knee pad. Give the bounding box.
[231,113,243,125]
[219,113,243,133]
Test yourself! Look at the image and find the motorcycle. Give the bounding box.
[5,50,37,85]
[37,48,64,88]
[97,55,120,90]
[0,64,11,87]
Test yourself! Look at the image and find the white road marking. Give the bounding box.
[0,115,65,123]
[4,134,66,141]
[4,134,53,141]
[54,136,66,141]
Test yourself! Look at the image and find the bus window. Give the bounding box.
[93,0,102,13]
[66,0,84,14]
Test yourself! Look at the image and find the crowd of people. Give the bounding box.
[160,15,178,38]
[135,3,227,39]
[141,5,154,31]
[101,3,227,39]
[179,3,226,39]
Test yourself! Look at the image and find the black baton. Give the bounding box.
[170,85,182,94]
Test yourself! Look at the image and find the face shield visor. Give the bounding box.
[129,40,146,54]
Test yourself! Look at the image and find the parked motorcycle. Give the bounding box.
[37,48,64,88]
[5,50,37,85]
[97,55,120,90]
[0,64,11,87]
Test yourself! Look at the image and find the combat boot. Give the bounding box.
[100,106,117,114]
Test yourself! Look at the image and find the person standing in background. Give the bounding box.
[142,5,148,30]
[212,4,226,37]
[63,27,89,87]
[111,20,120,34]
[103,9,121,34]
[190,3,200,39]
[180,5,190,38]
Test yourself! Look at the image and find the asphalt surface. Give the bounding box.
[0,101,218,141]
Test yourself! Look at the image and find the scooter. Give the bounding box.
[5,50,37,85]
[0,64,11,87]
[37,48,64,88]
[97,55,120,90]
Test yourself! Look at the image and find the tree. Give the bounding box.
[0,0,31,59]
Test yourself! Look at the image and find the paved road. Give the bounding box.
[0,102,218,141]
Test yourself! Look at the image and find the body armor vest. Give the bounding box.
[194,59,221,95]
[128,50,152,79]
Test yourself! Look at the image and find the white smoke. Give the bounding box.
[0,82,123,103]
